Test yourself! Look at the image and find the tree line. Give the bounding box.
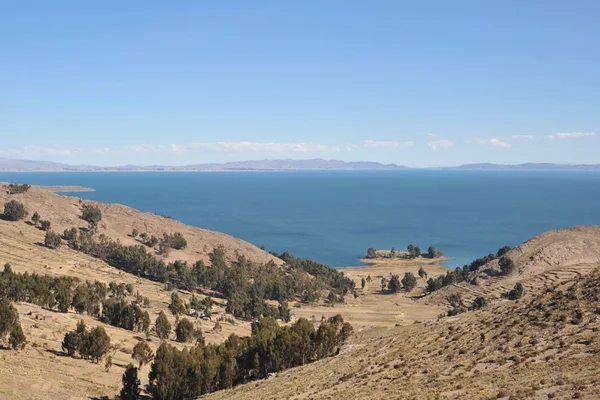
[146,314,352,399]
[426,246,513,293]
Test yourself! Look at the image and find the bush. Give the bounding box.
[6,183,31,194]
[163,232,187,250]
[3,200,27,221]
[82,204,102,225]
[402,272,417,292]
[31,211,40,225]
[44,231,62,249]
[470,296,488,310]
[499,256,515,275]
[40,220,51,231]
[502,283,524,300]
[388,275,402,293]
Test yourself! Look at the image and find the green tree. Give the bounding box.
[131,229,139,238]
[388,275,402,293]
[361,277,366,289]
[418,266,427,279]
[155,311,171,340]
[175,318,194,343]
[168,292,185,316]
[402,272,417,292]
[44,231,62,249]
[120,364,141,400]
[0,298,26,349]
[82,204,102,225]
[3,200,27,221]
[499,256,515,275]
[31,211,40,226]
[414,246,422,258]
[427,246,437,259]
[366,247,377,259]
[62,331,80,356]
[132,341,154,368]
[407,244,416,258]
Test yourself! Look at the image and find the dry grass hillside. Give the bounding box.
[0,184,282,266]
[206,264,600,400]
[424,226,600,308]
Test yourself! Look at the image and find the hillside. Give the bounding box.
[204,231,600,400]
[2,185,600,399]
[0,184,281,267]
[424,226,600,307]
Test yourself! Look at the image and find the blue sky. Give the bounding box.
[1,1,599,167]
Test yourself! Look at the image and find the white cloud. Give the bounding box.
[548,132,596,140]
[428,139,454,150]
[472,137,511,148]
[510,135,534,140]
[3,141,344,157]
[363,140,414,148]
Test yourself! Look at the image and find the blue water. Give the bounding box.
[1,171,599,268]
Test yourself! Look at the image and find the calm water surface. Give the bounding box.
[1,171,599,268]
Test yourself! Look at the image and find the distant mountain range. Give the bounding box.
[1,157,599,172]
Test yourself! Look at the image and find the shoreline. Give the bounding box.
[35,185,95,193]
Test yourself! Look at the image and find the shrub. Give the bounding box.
[44,231,62,249]
[388,275,402,293]
[31,211,40,225]
[402,272,417,292]
[3,200,27,221]
[6,183,31,194]
[502,283,524,300]
[470,296,488,310]
[163,232,187,250]
[40,220,51,231]
[82,204,102,225]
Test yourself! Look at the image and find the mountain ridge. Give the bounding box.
[2,157,600,172]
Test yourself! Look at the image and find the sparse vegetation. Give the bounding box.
[5,183,31,194]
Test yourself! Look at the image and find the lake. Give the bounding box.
[1,170,599,268]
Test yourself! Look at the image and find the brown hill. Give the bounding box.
[206,265,600,400]
[424,226,600,308]
[0,184,282,266]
